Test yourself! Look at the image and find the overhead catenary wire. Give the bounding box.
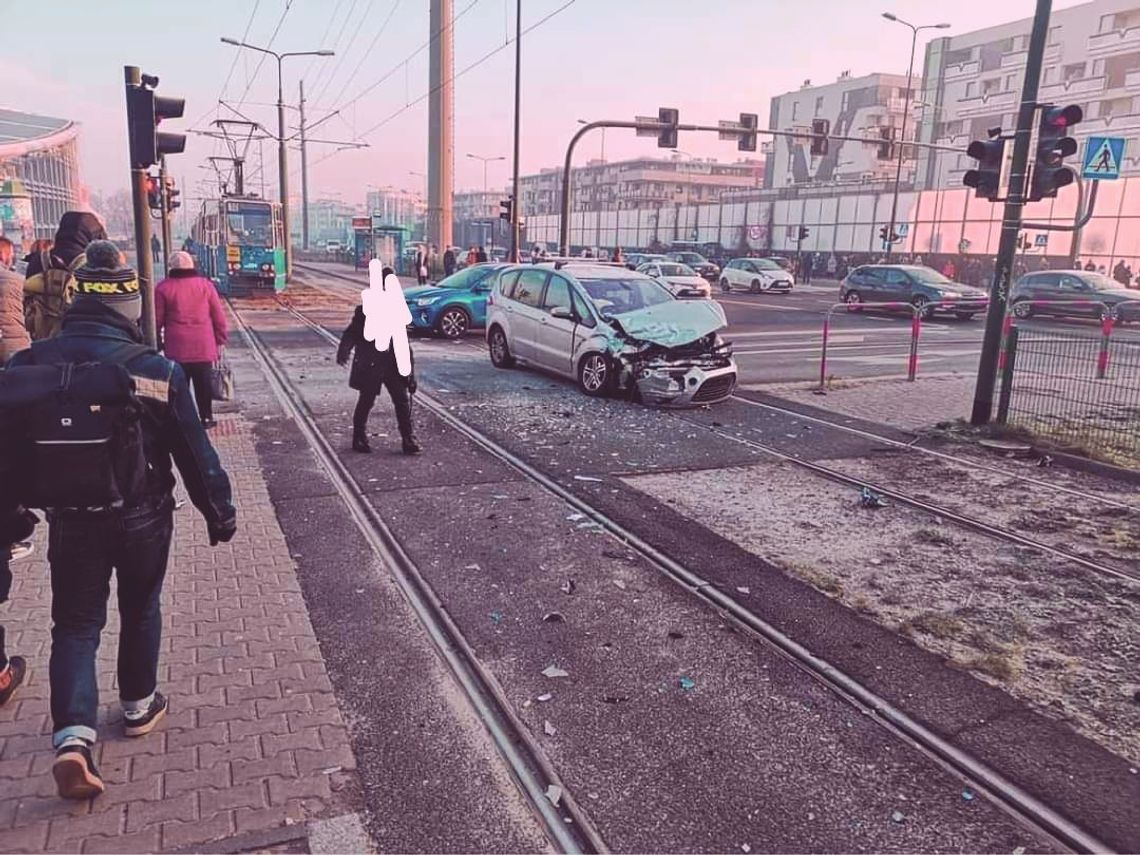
[305,0,364,96]
[309,0,382,106]
[308,0,403,119]
[232,0,297,108]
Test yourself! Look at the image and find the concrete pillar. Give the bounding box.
[428,0,455,257]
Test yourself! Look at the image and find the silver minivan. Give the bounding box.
[485,263,737,406]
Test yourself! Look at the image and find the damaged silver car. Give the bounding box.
[485,262,737,406]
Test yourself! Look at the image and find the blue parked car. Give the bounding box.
[403,263,508,338]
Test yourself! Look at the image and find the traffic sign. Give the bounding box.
[718,119,745,141]
[635,116,659,138]
[896,223,909,237]
[1034,234,1048,247]
[1082,136,1125,180]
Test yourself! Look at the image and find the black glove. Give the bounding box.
[208,520,237,546]
[407,374,418,394]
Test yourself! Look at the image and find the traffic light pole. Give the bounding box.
[125,65,157,347]
[158,155,172,270]
[509,0,522,263]
[970,0,1051,425]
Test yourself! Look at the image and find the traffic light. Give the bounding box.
[962,136,1006,200]
[499,197,513,221]
[658,107,679,149]
[879,225,891,244]
[126,74,186,169]
[798,226,810,241]
[164,176,180,212]
[1029,104,1082,202]
[876,127,893,160]
[145,174,161,210]
[738,112,758,153]
[811,119,830,156]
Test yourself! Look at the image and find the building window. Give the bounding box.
[841,91,851,111]
[965,82,976,98]
[792,101,800,120]
[1062,62,1085,82]
[981,78,1000,95]
[1005,74,1017,90]
[815,96,824,116]
[1043,65,1056,83]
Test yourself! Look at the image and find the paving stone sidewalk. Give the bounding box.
[0,412,363,854]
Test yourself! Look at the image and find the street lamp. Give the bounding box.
[880,13,950,257]
[220,37,333,278]
[466,153,506,254]
[577,119,605,162]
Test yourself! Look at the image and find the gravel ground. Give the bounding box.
[624,461,1140,767]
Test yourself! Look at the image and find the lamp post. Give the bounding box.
[220,37,333,279]
[467,153,505,252]
[880,13,950,257]
[577,119,605,162]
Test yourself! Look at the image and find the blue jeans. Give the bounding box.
[47,503,173,746]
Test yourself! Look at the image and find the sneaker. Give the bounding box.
[402,437,423,455]
[123,692,168,738]
[202,418,217,430]
[352,433,372,453]
[0,657,27,707]
[53,744,105,799]
[9,541,34,562]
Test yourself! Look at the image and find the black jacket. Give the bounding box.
[337,306,415,393]
[3,299,235,531]
[24,212,106,279]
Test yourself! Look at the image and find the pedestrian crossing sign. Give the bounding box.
[1082,136,1125,180]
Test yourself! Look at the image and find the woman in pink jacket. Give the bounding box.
[155,251,228,427]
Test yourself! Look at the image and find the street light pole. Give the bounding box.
[881,14,950,257]
[467,152,505,251]
[577,119,605,162]
[219,38,333,279]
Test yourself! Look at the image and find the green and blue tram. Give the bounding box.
[190,197,285,295]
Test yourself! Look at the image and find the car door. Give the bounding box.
[879,268,911,303]
[534,273,579,375]
[467,267,496,325]
[1056,273,1095,317]
[506,268,550,360]
[735,261,756,289]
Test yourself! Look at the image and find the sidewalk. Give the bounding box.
[0,411,364,853]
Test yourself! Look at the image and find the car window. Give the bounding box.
[754,259,781,271]
[861,269,884,284]
[578,276,673,315]
[571,288,596,327]
[883,270,910,285]
[742,262,756,273]
[907,267,952,285]
[439,266,482,289]
[1058,275,1088,291]
[544,275,573,313]
[498,270,521,298]
[1026,272,1058,287]
[514,269,548,307]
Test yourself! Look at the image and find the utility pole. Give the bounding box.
[158,155,172,267]
[428,0,455,260]
[970,0,1051,425]
[510,0,522,261]
[300,79,310,251]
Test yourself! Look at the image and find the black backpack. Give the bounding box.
[0,345,152,510]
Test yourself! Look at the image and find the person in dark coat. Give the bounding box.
[476,246,488,263]
[336,269,422,455]
[23,212,105,280]
[443,247,457,277]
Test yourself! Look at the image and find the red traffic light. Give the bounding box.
[1041,104,1083,129]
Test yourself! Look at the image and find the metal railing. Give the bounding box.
[997,300,1140,466]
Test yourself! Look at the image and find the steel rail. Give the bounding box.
[275,297,1107,854]
[228,299,604,855]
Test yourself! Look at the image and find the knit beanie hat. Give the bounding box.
[73,240,141,322]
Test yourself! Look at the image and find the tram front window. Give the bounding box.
[226,206,273,247]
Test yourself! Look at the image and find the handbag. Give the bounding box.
[210,350,234,402]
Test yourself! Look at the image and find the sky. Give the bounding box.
[0,0,1088,209]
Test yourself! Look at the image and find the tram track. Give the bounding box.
[261,295,1111,854]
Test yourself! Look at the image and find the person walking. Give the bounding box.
[0,237,31,363]
[612,247,624,264]
[443,246,457,277]
[0,506,38,710]
[155,251,229,428]
[23,211,106,341]
[150,233,161,266]
[476,245,488,263]
[414,245,428,285]
[801,252,813,284]
[337,266,422,456]
[466,246,478,267]
[2,242,235,800]
[1084,259,1097,272]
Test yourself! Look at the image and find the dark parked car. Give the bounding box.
[839,265,989,320]
[667,251,720,283]
[1010,271,1139,322]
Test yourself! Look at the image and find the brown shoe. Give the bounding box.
[53,744,105,800]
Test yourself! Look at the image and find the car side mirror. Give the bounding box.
[550,306,574,320]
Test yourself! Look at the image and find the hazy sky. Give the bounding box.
[0,0,1086,208]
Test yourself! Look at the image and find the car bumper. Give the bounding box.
[634,361,738,407]
[933,299,988,315]
[407,305,439,329]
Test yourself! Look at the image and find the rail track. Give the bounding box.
[247,294,1110,854]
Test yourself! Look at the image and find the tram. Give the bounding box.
[189,196,285,295]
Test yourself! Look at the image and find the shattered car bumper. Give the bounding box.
[633,360,738,406]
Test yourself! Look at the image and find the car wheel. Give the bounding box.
[720,278,731,293]
[578,352,613,397]
[955,312,976,321]
[488,326,515,369]
[435,307,470,339]
[911,294,933,320]
[844,291,863,312]
[1011,299,1033,319]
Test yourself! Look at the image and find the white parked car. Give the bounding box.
[635,261,712,298]
[719,258,795,294]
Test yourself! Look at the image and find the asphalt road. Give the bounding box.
[717,277,1140,386]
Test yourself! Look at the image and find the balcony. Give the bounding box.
[1039,75,1107,99]
[944,60,980,82]
[955,89,1017,117]
[1125,68,1140,91]
[1001,50,1027,69]
[1088,25,1140,57]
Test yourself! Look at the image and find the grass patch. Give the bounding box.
[962,651,1022,682]
[914,528,955,548]
[903,611,966,640]
[785,561,845,597]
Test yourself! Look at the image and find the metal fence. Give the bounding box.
[998,325,1140,466]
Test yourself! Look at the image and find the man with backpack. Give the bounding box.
[0,240,236,799]
[23,211,106,341]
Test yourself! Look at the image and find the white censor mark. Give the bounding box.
[361,258,413,376]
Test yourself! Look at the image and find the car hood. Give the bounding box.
[606,299,727,347]
[403,285,462,301]
[937,281,988,297]
[664,275,710,287]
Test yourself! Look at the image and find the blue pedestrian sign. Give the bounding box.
[1034,234,1049,247]
[1082,136,1125,180]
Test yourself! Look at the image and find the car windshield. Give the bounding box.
[677,253,703,264]
[579,276,674,315]
[753,259,782,270]
[226,204,274,247]
[660,263,696,277]
[1080,273,1125,291]
[907,267,954,285]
